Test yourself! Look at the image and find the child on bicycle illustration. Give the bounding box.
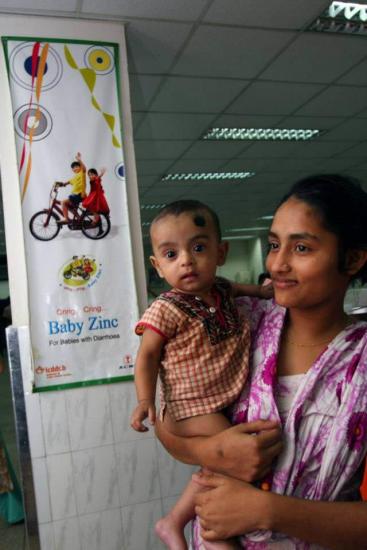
[29,152,111,241]
[58,152,86,223]
[82,167,110,225]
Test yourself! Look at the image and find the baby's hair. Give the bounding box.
[152,200,222,241]
[88,168,98,176]
[71,161,81,169]
[278,174,367,284]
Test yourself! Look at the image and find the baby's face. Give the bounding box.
[72,166,81,173]
[150,211,227,298]
[89,173,97,181]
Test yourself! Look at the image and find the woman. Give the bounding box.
[156,174,367,549]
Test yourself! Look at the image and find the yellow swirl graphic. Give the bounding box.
[64,45,121,148]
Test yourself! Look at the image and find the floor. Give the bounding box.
[0,365,26,550]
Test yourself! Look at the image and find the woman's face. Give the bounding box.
[266,197,350,310]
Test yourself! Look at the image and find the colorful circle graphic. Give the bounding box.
[114,163,125,180]
[84,46,114,75]
[60,256,99,288]
[14,104,53,141]
[9,42,63,91]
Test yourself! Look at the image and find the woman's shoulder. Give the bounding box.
[236,296,279,315]
[343,319,367,347]
[236,296,283,334]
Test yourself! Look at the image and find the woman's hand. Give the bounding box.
[208,421,282,481]
[193,470,269,540]
[155,418,282,482]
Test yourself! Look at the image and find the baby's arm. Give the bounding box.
[231,281,273,300]
[130,329,164,432]
[99,167,106,177]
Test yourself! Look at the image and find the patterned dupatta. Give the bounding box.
[229,299,367,547]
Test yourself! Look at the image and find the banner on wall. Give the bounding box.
[2,37,140,391]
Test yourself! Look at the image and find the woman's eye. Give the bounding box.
[193,243,205,252]
[295,244,309,253]
[268,242,279,251]
[165,250,176,259]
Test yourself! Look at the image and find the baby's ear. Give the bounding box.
[149,256,164,278]
[345,249,367,276]
[217,241,229,266]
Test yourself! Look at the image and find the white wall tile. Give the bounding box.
[79,509,124,550]
[32,457,52,523]
[40,392,70,454]
[53,517,81,550]
[72,445,119,514]
[46,453,77,521]
[157,441,196,497]
[25,392,45,458]
[116,439,161,506]
[65,386,113,451]
[109,382,154,442]
[121,500,164,550]
[39,522,55,550]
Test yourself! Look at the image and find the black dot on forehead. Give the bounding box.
[193,214,206,227]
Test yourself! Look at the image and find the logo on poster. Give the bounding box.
[59,255,102,290]
[35,364,70,379]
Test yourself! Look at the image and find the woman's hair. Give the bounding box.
[278,174,367,284]
[88,168,98,176]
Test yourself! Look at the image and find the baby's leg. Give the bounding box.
[156,412,236,550]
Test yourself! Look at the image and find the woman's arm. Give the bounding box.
[194,471,367,550]
[155,417,283,482]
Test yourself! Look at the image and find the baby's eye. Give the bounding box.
[193,243,205,252]
[165,250,176,259]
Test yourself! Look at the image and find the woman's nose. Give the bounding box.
[269,250,291,272]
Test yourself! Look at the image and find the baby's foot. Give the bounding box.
[155,515,188,550]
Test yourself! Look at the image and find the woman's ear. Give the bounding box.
[149,255,164,278]
[345,249,367,276]
[217,241,229,266]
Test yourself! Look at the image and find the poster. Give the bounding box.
[2,37,140,391]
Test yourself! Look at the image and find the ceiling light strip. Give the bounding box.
[202,128,321,141]
[141,204,166,209]
[226,227,268,232]
[328,2,367,21]
[310,1,367,33]
[162,172,255,182]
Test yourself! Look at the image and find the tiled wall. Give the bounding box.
[18,328,195,550]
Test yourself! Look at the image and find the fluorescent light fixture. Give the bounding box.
[257,215,274,220]
[141,204,166,209]
[202,128,321,141]
[310,1,367,34]
[224,236,256,241]
[226,227,269,233]
[162,172,255,182]
[329,2,367,21]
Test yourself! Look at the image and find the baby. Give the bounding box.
[131,200,271,549]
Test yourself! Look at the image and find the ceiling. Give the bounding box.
[1,0,367,245]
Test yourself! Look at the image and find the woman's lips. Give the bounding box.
[273,278,297,289]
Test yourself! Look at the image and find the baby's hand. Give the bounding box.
[259,282,273,300]
[130,399,156,432]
